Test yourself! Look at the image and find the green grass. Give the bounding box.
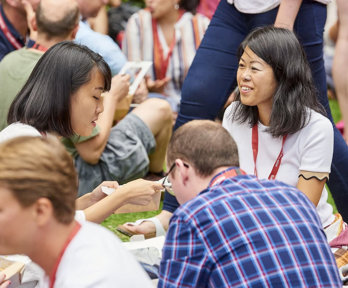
[103,99,342,240]
[102,200,163,241]
[326,99,342,214]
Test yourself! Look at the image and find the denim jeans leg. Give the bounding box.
[295,0,348,221]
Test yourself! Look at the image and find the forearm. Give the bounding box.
[274,0,303,30]
[83,186,130,223]
[75,192,94,210]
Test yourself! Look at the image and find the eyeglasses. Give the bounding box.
[161,163,176,195]
[161,162,189,196]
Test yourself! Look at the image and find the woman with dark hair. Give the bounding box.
[2,41,172,195]
[7,41,111,138]
[0,41,166,224]
[173,0,348,225]
[122,0,209,112]
[222,26,348,257]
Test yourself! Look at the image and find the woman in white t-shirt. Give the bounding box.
[222,26,348,256]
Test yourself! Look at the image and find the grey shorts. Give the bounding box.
[75,113,156,196]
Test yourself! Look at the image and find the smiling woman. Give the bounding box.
[222,27,348,264]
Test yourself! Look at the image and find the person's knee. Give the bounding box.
[147,98,172,124]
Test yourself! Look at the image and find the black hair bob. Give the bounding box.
[8,41,111,137]
[232,26,325,137]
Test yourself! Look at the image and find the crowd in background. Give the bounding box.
[0,0,348,287]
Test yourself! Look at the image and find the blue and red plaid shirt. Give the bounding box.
[158,167,341,287]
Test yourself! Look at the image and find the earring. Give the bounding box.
[174,3,179,10]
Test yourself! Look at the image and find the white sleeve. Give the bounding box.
[123,13,142,61]
[74,210,86,223]
[299,113,333,173]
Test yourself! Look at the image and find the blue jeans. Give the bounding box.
[166,0,348,221]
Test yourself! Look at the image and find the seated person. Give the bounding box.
[119,28,348,262]
[0,36,172,194]
[0,135,153,288]
[158,120,341,287]
[122,0,210,112]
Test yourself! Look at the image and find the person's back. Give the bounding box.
[0,0,80,131]
[47,220,152,287]
[0,48,41,130]
[160,172,341,287]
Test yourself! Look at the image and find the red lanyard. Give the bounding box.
[33,43,48,52]
[209,168,246,187]
[49,221,81,288]
[252,125,287,180]
[152,11,184,80]
[0,10,24,50]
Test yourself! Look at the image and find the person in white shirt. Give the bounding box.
[0,135,154,288]
[222,27,348,264]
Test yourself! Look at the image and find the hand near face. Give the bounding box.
[122,179,163,206]
[146,76,170,94]
[108,74,130,103]
[21,0,37,41]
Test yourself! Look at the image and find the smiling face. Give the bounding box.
[237,46,277,115]
[0,186,36,255]
[145,0,178,20]
[70,68,105,137]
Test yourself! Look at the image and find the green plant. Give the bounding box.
[122,0,145,8]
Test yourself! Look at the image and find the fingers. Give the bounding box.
[21,0,37,40]
[99,181,119,190]
[21,0,35,16]
[0,273,10,288]
[151,182,164,192]
[119,74,131,81]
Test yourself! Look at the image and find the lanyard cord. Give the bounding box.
[252,125,287,180]
[0,11,24,50]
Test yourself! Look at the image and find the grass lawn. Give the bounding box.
[102,99,342,241]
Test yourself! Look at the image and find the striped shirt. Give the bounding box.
[159,168,341,287]
[123,9,209,108]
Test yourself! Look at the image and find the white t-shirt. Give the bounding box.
[226,0,331,14]
[41,221,153,288]
[0,122,41,142]
[223,102,334,227]
[0,122,87,221]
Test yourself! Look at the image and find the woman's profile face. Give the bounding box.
[70,68,105,137]
[145,0,179,19]
[237,46,277,112]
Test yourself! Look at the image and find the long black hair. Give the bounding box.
[232,26,325,137]
[8,41,111,137]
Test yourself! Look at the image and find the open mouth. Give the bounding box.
[240,86,252,92]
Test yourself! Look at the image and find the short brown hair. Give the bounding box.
[0,136,77,224]
[167,120,239,177]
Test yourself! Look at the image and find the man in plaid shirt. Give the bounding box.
[158,120,341,288]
